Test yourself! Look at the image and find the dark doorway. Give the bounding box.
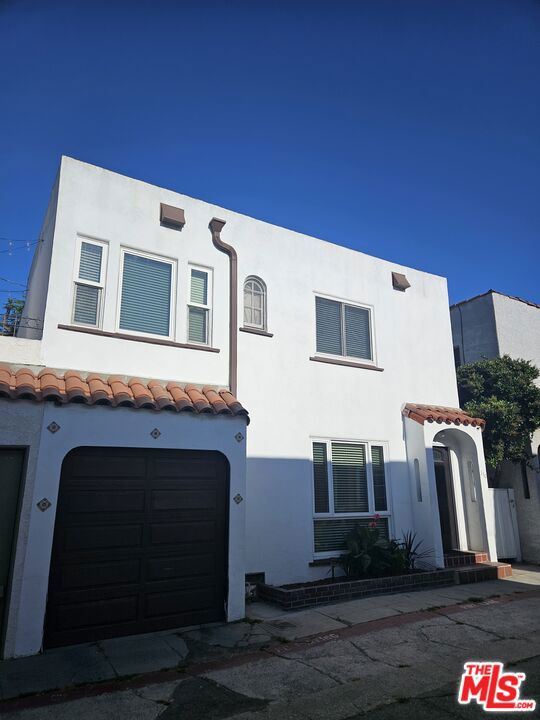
[0,448,25,653]
[433,447,458,553]
[45,447,229,649]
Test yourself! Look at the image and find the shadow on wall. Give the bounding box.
[243,455,451,586]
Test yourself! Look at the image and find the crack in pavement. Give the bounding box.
[264,646,345,686]
[348,638,402,670]
[433,610,518,641]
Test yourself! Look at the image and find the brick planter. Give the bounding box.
[258,569,458,610]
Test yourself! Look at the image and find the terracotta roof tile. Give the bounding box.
[403,403,485,429]
[0,365,249,421]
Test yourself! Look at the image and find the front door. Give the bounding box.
[433,447,458,553]
[0,448,24,650]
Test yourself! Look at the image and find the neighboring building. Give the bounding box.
[451,290,540,563]
[0,157,498,659]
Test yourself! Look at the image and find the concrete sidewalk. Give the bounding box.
[1,565,538,703]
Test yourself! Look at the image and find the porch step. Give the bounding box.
[445,550,512,582]
[444,550,489,568]
[454,561,512,584]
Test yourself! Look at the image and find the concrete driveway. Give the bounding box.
[1,567,539,720]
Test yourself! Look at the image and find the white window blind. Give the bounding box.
[119,252,172,337]
[331,443,369,513]
[78,242,102,283]
[73,285,100,325]
[73,240,105,327]
[315,296,372,360]
[188,268,210,344]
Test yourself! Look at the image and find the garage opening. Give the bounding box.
[44,447,229,648]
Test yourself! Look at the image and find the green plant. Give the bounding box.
[337,523,406,578]
[457,356,540,471]
[1,297,25,336]
[399,531,432,571]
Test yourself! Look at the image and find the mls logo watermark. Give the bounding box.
[458,662,536,712]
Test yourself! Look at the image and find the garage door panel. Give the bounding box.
[45,448,228,648]
[153,456,224,478]
[60,559,141,591]
[54,596,139,631]
[70,455,145,478]
[144,587,220,618]
[64,490,146,513]
[146,554,216,581]
[150,488,218,511]
[149,521,219,545]
[63,524,144,551]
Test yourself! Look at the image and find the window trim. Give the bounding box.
[311,436,391,558]
[313,292,376,366]
[116,247,177,341]
[71,236,108,328]
[187,264,213,346]
[243,275,267,331]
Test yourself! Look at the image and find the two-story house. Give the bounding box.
[0,157,498,659]
[451,290,540,564]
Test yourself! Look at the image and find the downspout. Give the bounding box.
[209,218,238,396]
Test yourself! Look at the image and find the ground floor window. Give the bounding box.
[312,439,390,555]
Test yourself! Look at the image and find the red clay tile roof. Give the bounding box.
[403,403,485,429]
[0,366,248,420]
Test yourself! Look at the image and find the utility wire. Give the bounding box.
[0,239,41,254]
[0,236,40,243]
[0,276,27,287]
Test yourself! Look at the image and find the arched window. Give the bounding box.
[243,276,267,330]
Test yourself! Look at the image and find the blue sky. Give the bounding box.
[1,0,539,305]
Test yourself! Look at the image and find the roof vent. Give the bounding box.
[160,203,185,230]
[392,272,410,292]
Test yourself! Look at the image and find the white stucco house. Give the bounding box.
[0,157,499,659]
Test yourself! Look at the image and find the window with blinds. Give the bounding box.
[188,267,211,344]
[72,239,106,327]
[312,439,390,554]
[119,251,173,337]
[315,296,372,361]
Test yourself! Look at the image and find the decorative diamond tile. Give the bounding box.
[47,421,60,434]
[235,432,244,443]
[233,493,243,505]
[150,428,161,439]
[37,498,52,512]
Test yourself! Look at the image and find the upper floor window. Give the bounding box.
[315,296,372,361]
[188,266,212,344]
[72,238,107,327]
[118,249,174,338]
[243,276,267,330]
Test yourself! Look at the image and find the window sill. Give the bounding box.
[239,327,274,338]
[309,557,340,567]
[58,324,220,353]
[309,356,383,371]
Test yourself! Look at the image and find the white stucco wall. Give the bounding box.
[3,400,247,659]
[403,417,496,568]
[0,338,42,366]
[13,157,472,592]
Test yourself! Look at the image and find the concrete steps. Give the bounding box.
[445,550,512,581]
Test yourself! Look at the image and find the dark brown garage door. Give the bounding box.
[44,447,229,648]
